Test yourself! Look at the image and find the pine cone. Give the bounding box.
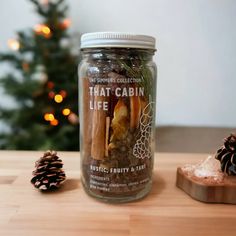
[31,150,66,190]
[215,134,236,175]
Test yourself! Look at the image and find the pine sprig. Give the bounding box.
[118,57,154,101]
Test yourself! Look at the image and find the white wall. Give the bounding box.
[1,0,236,127]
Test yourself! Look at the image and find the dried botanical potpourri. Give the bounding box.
[78,32,157,202]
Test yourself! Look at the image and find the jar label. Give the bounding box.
[81,64,155,197]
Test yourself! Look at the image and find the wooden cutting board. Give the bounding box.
[176,167,236,204]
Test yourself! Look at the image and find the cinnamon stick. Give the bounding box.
[105,117,110,157]
[83,77,93,158]
[91,85,107,160]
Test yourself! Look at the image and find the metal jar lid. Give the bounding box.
[80,32,156,50]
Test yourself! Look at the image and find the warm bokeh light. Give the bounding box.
[50,119,59,126]
[40,0,49,5]
[44,113,54,121]
[61,18,71,28]
[54,94,63,103]
[34,24,51,37]
[47,81,54,89]
[22,62,29,72]
[48,91,55,99]
[34,24,42,33]
[62,108,71,116]
[7,39,20,51]
[41,25,51,35]
[59,90,67,98]
[68,113,79,124]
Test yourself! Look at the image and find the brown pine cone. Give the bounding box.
[215,134,236,175]
[31,150,66,190]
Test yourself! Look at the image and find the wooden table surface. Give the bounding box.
[0,151,236,236]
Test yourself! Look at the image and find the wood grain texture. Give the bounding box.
[176,167,236,204]
[0,151,236,236]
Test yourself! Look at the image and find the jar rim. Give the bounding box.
[80,32,156,50]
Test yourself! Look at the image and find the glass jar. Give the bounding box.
[78,32,157,203]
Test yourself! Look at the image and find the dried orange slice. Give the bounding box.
[130,95,141,130]
[110,99,129,141]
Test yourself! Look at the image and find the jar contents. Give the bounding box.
[79,32,157,202]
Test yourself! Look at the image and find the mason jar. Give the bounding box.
[78,32,157,203]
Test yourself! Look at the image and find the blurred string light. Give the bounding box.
[59,90,67,98]
[42,26,50,35]
[50,119,59,126]
[34,24,51,37]
[44,113,54,121]
[61,18,71,29]
[68,112,79,124]
[7,39,20,51]
[48,91,55,99]
[40,0,49,5]
[40,0,59,5]
[47,81,54,89]
[44,113,59,126]
[62,108,70,116]
[54,94,63,103]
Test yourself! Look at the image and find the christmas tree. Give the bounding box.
[0,0,79,151]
